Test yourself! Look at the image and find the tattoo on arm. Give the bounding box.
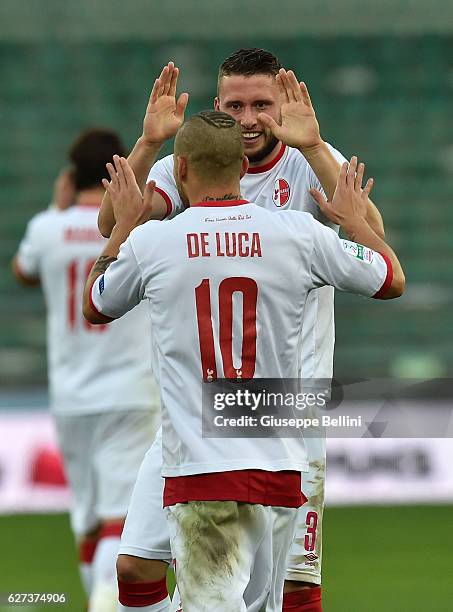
[92,255,117,275]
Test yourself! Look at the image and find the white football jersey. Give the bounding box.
[91,201,391,477]
[149,143,346,380]
[16,205,156,415]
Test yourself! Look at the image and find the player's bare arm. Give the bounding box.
[11,258,40,286]
[311,156,405,298]
[258,68,385,238]
[84,155,156,322]
[98,62,189,237]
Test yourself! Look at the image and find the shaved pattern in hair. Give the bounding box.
[174,111,244,183]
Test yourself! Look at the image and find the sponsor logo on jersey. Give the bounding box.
[272,178,290,207]
[99,275,105,294]
[341,240,374,264]
[304,552,318,565]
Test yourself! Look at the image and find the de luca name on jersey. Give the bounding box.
[187,230,262,259]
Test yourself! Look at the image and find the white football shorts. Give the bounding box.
[55,409,160,537]
[168,500,297,612]
[119,427,325,585]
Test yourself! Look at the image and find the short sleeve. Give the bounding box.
[16,214,45,278]
[307,143,347,194]
[308,217,392,299]
[147,155,185,220]
[90,238,145,319]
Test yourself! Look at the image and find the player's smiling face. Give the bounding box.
[215,74,281,164]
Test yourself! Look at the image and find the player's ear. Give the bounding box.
[214,97,220,111]
[176,156,188,183]
[240,155,249,179]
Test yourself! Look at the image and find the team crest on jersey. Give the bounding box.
[272,178,290,207]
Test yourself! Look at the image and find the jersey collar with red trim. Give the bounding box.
[246,143,286,175]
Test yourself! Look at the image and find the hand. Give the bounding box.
[310,156,374,231]
[257,69,321,151]
[102,155,155,230]
[52,168,76,210]
[142,62,189,146]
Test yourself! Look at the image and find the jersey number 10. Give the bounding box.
[195,277,258,381]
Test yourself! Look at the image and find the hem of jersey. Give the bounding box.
[118,546,172,561]
[154,186,173,218]
[372,253,394,299]
[285,571,322,585]
[247,143,286,174]
[162,460,309,477]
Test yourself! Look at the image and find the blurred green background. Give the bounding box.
[0,3,452,609]
[1,1,452,387]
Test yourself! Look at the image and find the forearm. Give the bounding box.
[98,138,162,237]
[365,199,385,239]
[301,141,341,201]
[83,224,133,320]
[302,142,385,238]
[343,218,405,296]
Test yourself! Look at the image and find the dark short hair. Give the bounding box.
[218,48,282,91]
[69,128,126,191]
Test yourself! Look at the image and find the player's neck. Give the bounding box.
[76,187,104,208]
[248,140,283,171]
[188,182,243,206]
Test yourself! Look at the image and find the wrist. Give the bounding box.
[341,216,369,241]
[298,138,326,159]
[138,135,164,152]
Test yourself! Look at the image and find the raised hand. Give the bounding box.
[310,156,374,228]
[257,69,321,151]
[102,155,155,229]
[142,62,189,146]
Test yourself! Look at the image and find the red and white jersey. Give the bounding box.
[148,143,346,380]
[16,205,156,415]
[91,201,391,477]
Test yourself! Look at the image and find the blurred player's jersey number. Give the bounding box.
[67,259,107,332]
[195,277,257,380]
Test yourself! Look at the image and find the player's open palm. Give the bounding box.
[310,156,374,227]
[258,69,321,150]
[103,155,155,229]
[142,62,189,145]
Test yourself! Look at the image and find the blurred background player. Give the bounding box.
[99,51,384,611]
[12,128,161,612]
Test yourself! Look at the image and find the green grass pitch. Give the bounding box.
[0,505,452,611]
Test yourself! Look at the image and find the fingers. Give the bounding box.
[355,162,365,192]
[362,177,374,200]
[119,156,138,189]
[346,156,358,188]
[276,74,290,105]
[168,65,179,98]
[309,188,328,211]
[143,180,156,210]
[106,161,119,191]
[162,61,175,95]
[175,92,189,119]
[338,161,348,188]
[278,69,304,104]
[113,154,127,188]
[257,112,279,133]
[299,82,313,108]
